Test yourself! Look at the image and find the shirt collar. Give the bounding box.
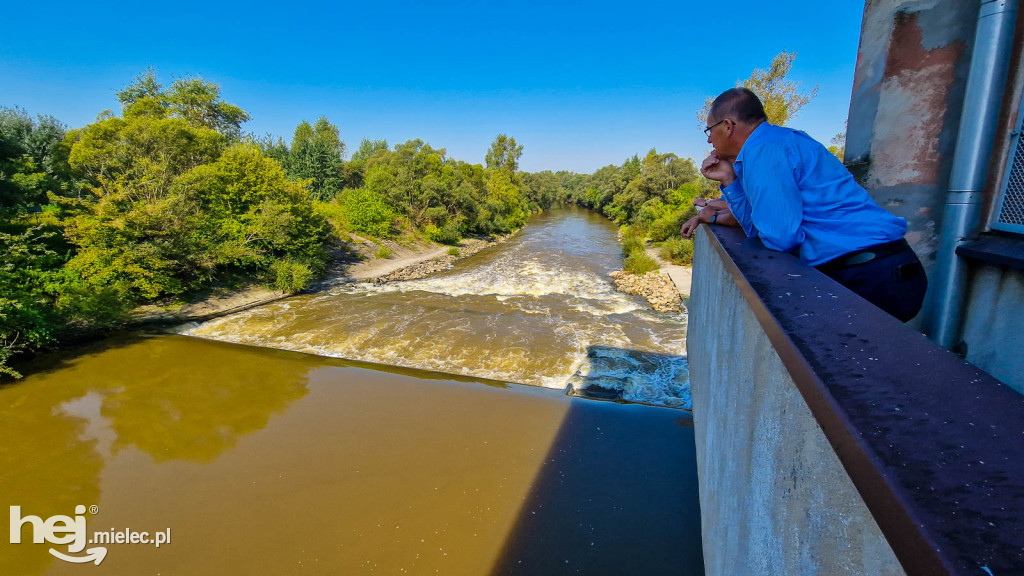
[734,121,771,167]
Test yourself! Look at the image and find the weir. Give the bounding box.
[183,208,692,408]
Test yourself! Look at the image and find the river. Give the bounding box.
[0,207,703,575]
[184,207,691,408]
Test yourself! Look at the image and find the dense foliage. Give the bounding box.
[1,108,79,377]
[0,73,330,376]
[0,73,543,376]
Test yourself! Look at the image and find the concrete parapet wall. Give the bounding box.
[961,264,1024,394]
[687,228,904,576]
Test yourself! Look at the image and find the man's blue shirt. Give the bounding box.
[720,122,907,266]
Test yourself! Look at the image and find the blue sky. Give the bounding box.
[0,1,866,173]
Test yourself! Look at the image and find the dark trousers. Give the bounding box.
[817,245,928,322]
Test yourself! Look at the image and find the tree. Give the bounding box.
[581,164,628,212]
[350,138,388,163]
[600,149,699,224]
[63,73,329,302]
[116,71,249,138]
[63,142,329,301]
[361,139,455,225]
[0,107,74,213]
[521,170,559,210]
[252,133,289,167]
[698,50,818,127]
[287,117,346,201]
[0,73,342,375]
[0,228,65,377]
[116,68,162,107]
[67,109,226,201]
[485,134,523,172]
[829,129,846,162]
[482,170,528,233]
[163,76,250,138]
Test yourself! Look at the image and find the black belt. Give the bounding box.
[815,239,912,274]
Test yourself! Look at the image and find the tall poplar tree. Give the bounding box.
[288,116,346,201]
[697,50,818,127]
[485,134,523,173]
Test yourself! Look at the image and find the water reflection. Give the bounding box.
[97,338,309,462]
[0,335,315,574]
[0,374,104,575]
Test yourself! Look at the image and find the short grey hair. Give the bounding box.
[710,87,768,125]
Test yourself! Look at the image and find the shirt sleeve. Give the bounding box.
[720,179,757,238]
[741,143,805,252]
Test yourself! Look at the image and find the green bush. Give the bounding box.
[624,250,659,275]
[635,198,665,229]
[648,209,688,243]
[422,206,448,225]
[271,259,314,293]
[621,235,645,257]
[374,246,393,259]
[311,199,348,238]
[447,246,460,256]
[0,228,65,378]
[659,236,694,266]
[422,223,441,241]
[424,221,462,245]
[338,188,395,238]
[434,221,462,245]
[54,279,131,328]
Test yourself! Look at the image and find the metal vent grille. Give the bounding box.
[995,133,1024,231]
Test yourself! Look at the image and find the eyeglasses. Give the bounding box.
[704,119,726,137]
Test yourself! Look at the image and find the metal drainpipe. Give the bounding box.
[927,0,1018,349]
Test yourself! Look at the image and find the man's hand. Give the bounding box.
[680,206,722,239]
[693,197,728,211]
[680,215,700,239]
[700,151,736,187]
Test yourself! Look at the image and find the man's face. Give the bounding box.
[705,115,739,159]
[705,115,727,151]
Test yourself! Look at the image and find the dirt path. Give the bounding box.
[345,244,451,281]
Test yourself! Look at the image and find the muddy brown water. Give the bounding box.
[1,208,704,575]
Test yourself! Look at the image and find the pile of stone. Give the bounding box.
[371,236,509,284]
[609,270,683,314]
[373,255,458,283]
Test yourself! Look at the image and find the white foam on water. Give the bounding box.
[366,255,632,302]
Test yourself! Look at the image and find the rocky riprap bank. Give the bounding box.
[609,270,683,314]
[372,236,510,284]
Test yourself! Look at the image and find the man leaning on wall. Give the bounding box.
[680,87,927,322]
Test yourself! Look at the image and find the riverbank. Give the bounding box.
[610,270,684,314]
[606,244,692,314]
[650,249,693,302]
[131,234,509,326]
